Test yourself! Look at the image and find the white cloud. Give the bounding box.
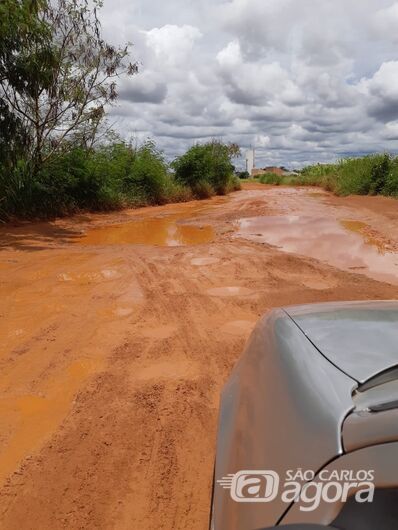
[383,121,398,139]
[216,40,242,68]
[366,61,398,100]
[359,62,398,121]
[217,41,302,108]
[254,134,271,148]
[145,25,202,66]
[373,3,398,41]
[99,0,398,168]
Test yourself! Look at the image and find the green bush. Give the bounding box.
[369,154,392,195]
[334,155,385,195]
[290,154,398,198]
[172,141,235,197]
[0,158,34,219]
[226,174,242,192]
[34,148,105,215]
[125,141,171,205]
[258,173,284,185]
[383,159,398,196]
[0,141,176,219]
[299,163,339,191]
[0,139,242,221]
[254,154,398,199]
[191,179,215,199]
[162,177,194,203]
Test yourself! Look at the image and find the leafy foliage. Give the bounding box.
[258,172,286,185]
[0,0,49,166]
[301,154,398,196]
[0,141,185,219]
[256,154,398,198]
[172,141,239,197]
[0,0,137,169]
[0,2,241,221]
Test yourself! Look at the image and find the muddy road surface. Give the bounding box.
[1,184,398,529]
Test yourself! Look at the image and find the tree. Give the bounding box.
[0,0,137,171]
[0,0,49,166]
[227,142,241,159]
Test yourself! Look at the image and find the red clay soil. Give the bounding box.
[0,183,397,529]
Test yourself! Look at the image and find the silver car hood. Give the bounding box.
[285,300,398,384]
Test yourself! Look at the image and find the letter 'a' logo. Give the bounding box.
[218,471,280,503]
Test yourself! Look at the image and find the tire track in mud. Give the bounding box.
[0,186,398,529]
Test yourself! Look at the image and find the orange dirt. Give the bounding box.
[0,183,397,529]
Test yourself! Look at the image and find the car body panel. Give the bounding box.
[264,526,337,530]
[281,442,398,526]
[343,409,398,452]
[213,301,398,530]
[214,309,356,530]
[285,301,398,384]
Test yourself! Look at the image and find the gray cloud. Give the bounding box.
[118,75,168,104]
[99,0,398,168]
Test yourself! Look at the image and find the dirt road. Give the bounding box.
[1,184,398,529]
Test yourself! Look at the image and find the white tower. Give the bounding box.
[245,148,255,175]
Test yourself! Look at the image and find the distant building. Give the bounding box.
[245,149,255,174]
[251,168,265,177]
[251,166,298,177]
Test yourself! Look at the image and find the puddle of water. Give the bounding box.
[340,220,392,254]
[57,269,122,283]
[78,215,214,247]
[237,215,398,285]
[58,272,87,283]
[206,286,255,297]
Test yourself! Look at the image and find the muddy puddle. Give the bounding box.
[237,215,398,285]
[78,213,215,247]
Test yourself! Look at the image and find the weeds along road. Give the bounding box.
[1,183,398,529]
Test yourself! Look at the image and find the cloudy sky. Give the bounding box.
[100,0,398,168]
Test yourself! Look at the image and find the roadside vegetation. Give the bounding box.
[172,142,241,198]
[257,154,398,198]
[0,0,240,221]
[258,172,291,186]
[0,137,241,220]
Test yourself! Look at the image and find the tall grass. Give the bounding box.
[257,154,398,198]
[258,172,290,185]
[301,154,398,196]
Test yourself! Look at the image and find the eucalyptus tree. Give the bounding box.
[0,0,137,172]
[0,0,50,166]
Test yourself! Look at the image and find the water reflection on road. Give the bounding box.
[237,214,398,285]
